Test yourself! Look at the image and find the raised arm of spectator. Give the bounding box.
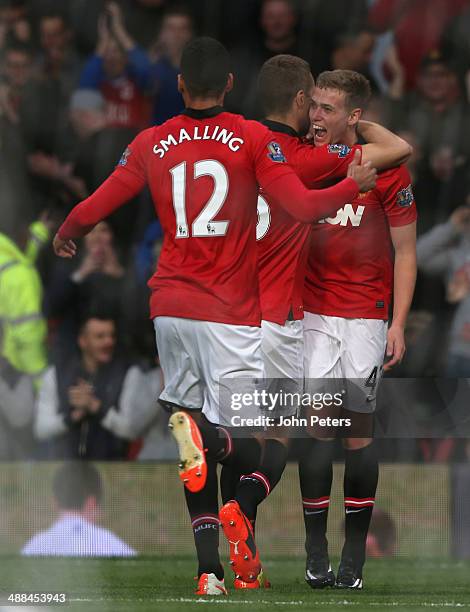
[358,120,412,169]
[79,10,114,88]
[108,1,151,89]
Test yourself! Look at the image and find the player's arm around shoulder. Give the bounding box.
[358,120,412,171]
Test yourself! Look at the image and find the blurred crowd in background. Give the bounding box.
[1,0,470,462]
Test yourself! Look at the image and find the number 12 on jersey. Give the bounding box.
[170,159,230,238]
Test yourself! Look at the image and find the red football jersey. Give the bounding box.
[304,164,417,320]
[101,78,150,130]
[113,107,293,326]
[58,109,360,327]
[257,122,362,325]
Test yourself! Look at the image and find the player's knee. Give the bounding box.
[342,437,372,450]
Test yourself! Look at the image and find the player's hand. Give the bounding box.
[347,150,377,192]
[384,325,405,371]
[53,233,77,258]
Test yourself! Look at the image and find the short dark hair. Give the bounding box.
[78,311,116,334]
[257,54,312,116]
[316,69,371,110]
[180,37,230,98]
[52,463,103,510]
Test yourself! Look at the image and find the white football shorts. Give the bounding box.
[261,319,304,417]
[153,316,265,426]
[303,312,387,413]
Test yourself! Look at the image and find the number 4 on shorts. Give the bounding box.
[366,366,380,389]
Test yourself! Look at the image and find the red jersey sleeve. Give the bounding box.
[295,142,363,187]
[57,130,151,240]
[112,127,153,185]
[380,165,417,227]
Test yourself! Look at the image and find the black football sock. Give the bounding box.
[220,463,241,505]
[298,438,335,556]
[342,442,379,571]
[226,435,262,474]
[235,439,288,523]
[197,417,232,462]
[184,458,224,579]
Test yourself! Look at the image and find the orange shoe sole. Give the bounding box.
[169,411,207,493]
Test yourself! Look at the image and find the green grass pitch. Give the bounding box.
[1,556,470,611]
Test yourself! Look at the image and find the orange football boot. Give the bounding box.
[219,500,261,583]
[168,411,207,492]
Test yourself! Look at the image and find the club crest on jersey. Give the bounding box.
[396,184,414,207]
[327,144,351,158]
[267,141,286,163]
[118,147,131,166]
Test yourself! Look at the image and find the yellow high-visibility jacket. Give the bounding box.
[0,231,47,381]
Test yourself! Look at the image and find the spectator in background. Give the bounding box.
[368,0,468,91]
[150,6,193,125]
[45,221,136,355]
[36,11,81,93]
[0,212,50,459]
[35,314,153,460]
[0,211,50,460]
[0,0,32,50]
[19,12,82,211]
[388,51,470,230]
[228,0,300,117]
[80,2,151,131]
[0,42,34,215]
[330,29,378,90]
[417,204,470,377]
[22,462,136,556]
[67,88,107,192]
[0,43,33,125]
[0,217,47,387]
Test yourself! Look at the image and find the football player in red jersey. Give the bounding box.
[300,70,417,590]
[218,55,412,589]
[52,38,376,595]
